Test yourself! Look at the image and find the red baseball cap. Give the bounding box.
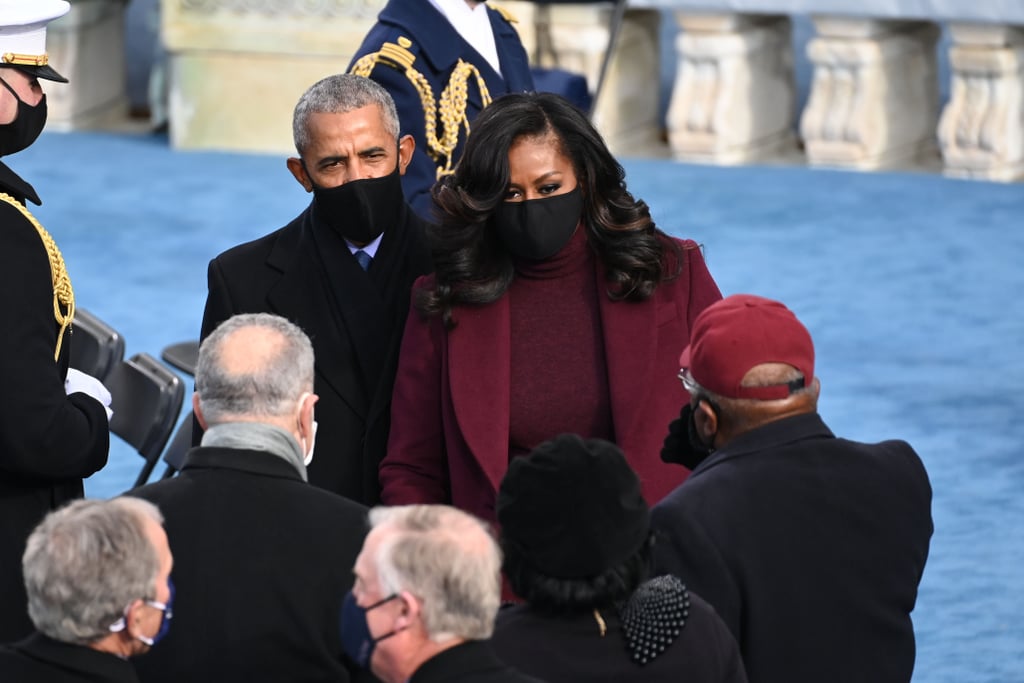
[679,294,814,400]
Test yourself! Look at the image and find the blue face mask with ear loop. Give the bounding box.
[339,590,402,668]
[109,576,175,647]
[139,576,174,646]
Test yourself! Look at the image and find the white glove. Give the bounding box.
[65,368,114,421]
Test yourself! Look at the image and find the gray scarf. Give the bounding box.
[201,422,308,482]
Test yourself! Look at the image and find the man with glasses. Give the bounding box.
[652,294,933,683]
[0,497,172,681]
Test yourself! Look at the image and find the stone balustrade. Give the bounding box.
[621,0,1024,180]
[56,0,1020,182]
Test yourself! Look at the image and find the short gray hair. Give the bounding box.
[23,497,164,644]
[292,74,400,154]
[196,313,315,424]
[369,505,501,642]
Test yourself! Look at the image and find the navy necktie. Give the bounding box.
[354,249,372,272]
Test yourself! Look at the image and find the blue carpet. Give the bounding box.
[12,129,1024,682]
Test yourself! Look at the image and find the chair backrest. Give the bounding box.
[107,353,185,488]
[69,309,125,382]
[160,410,194,479]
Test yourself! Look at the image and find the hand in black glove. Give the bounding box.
[660,403,713,470]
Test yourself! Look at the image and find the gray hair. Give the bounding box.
[292,74,400,154]
[369,505,501,642]
[196,313,315,424]
[23,497,164,644]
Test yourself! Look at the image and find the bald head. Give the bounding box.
[195,313,315,425]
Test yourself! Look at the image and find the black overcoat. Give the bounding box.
[0,162,109,643]
[198,203,431,504]
[129,446,371,683]
[651,412,933,683]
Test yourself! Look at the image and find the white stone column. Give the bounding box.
[665,13,796,164]
[938,24,1024,181]
[162,0,384,154]
[47,0,130,131]
[534,5,663,156]
[800,18,940,170]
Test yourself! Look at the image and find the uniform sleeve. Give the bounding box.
[380,283,450,504]
[650,496,742,640]
[0,204,109,479]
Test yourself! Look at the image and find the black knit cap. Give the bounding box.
[497,433,650,579]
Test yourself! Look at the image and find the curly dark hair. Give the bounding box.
[501,533,654,615]
[416,92,682,328]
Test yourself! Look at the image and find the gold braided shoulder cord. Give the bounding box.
[0,192,75,361]
[350,48,492,180]
[438,59,492,179]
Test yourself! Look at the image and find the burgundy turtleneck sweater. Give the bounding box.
[507,225,614,459]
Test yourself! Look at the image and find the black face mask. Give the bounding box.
[493,186,584,261]
[0,77,47,157]
[309,165,404,246]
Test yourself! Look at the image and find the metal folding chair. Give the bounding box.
[68,308,125,382]
[107,353,185,488]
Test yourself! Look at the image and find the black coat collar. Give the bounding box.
[8,632,140,682]
[411,640,511,682]
[0,161,40,205]
[692,412,835,477]
[181,446,305,482]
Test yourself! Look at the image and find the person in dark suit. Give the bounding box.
[492,433,747,683]
[348,0,536,218]
[131,313,371,683]
[0,496,173,683]
[0,0,110,643]
[341,505,543,683]
[199,74,432,505]
[652,294,934,683]
[382,93,722,526]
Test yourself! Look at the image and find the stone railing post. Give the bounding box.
[800,18,940,169]
[938,24,1024,181]
[666,13,796,164]
[162,0,384,153]
[533,4,662,155]
[47,0,130,130]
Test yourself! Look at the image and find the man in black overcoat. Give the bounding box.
[0,0,110,644]
[0,496,172,683]
[130,314,372,683]
[653,294,933,683]
[198,74,431,505]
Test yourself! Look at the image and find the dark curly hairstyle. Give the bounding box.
[416,92,683,328]
[501,532,655,615]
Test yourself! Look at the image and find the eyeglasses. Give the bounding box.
[677,368,700,394]
[678,369,807,397]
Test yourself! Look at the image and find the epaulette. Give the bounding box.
[0,192,75,361]
[350,39,493,179]
[490,3,518,24]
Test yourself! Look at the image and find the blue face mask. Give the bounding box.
[339,590,401,668]
[139,577,174,646]
[108,576,175,647]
